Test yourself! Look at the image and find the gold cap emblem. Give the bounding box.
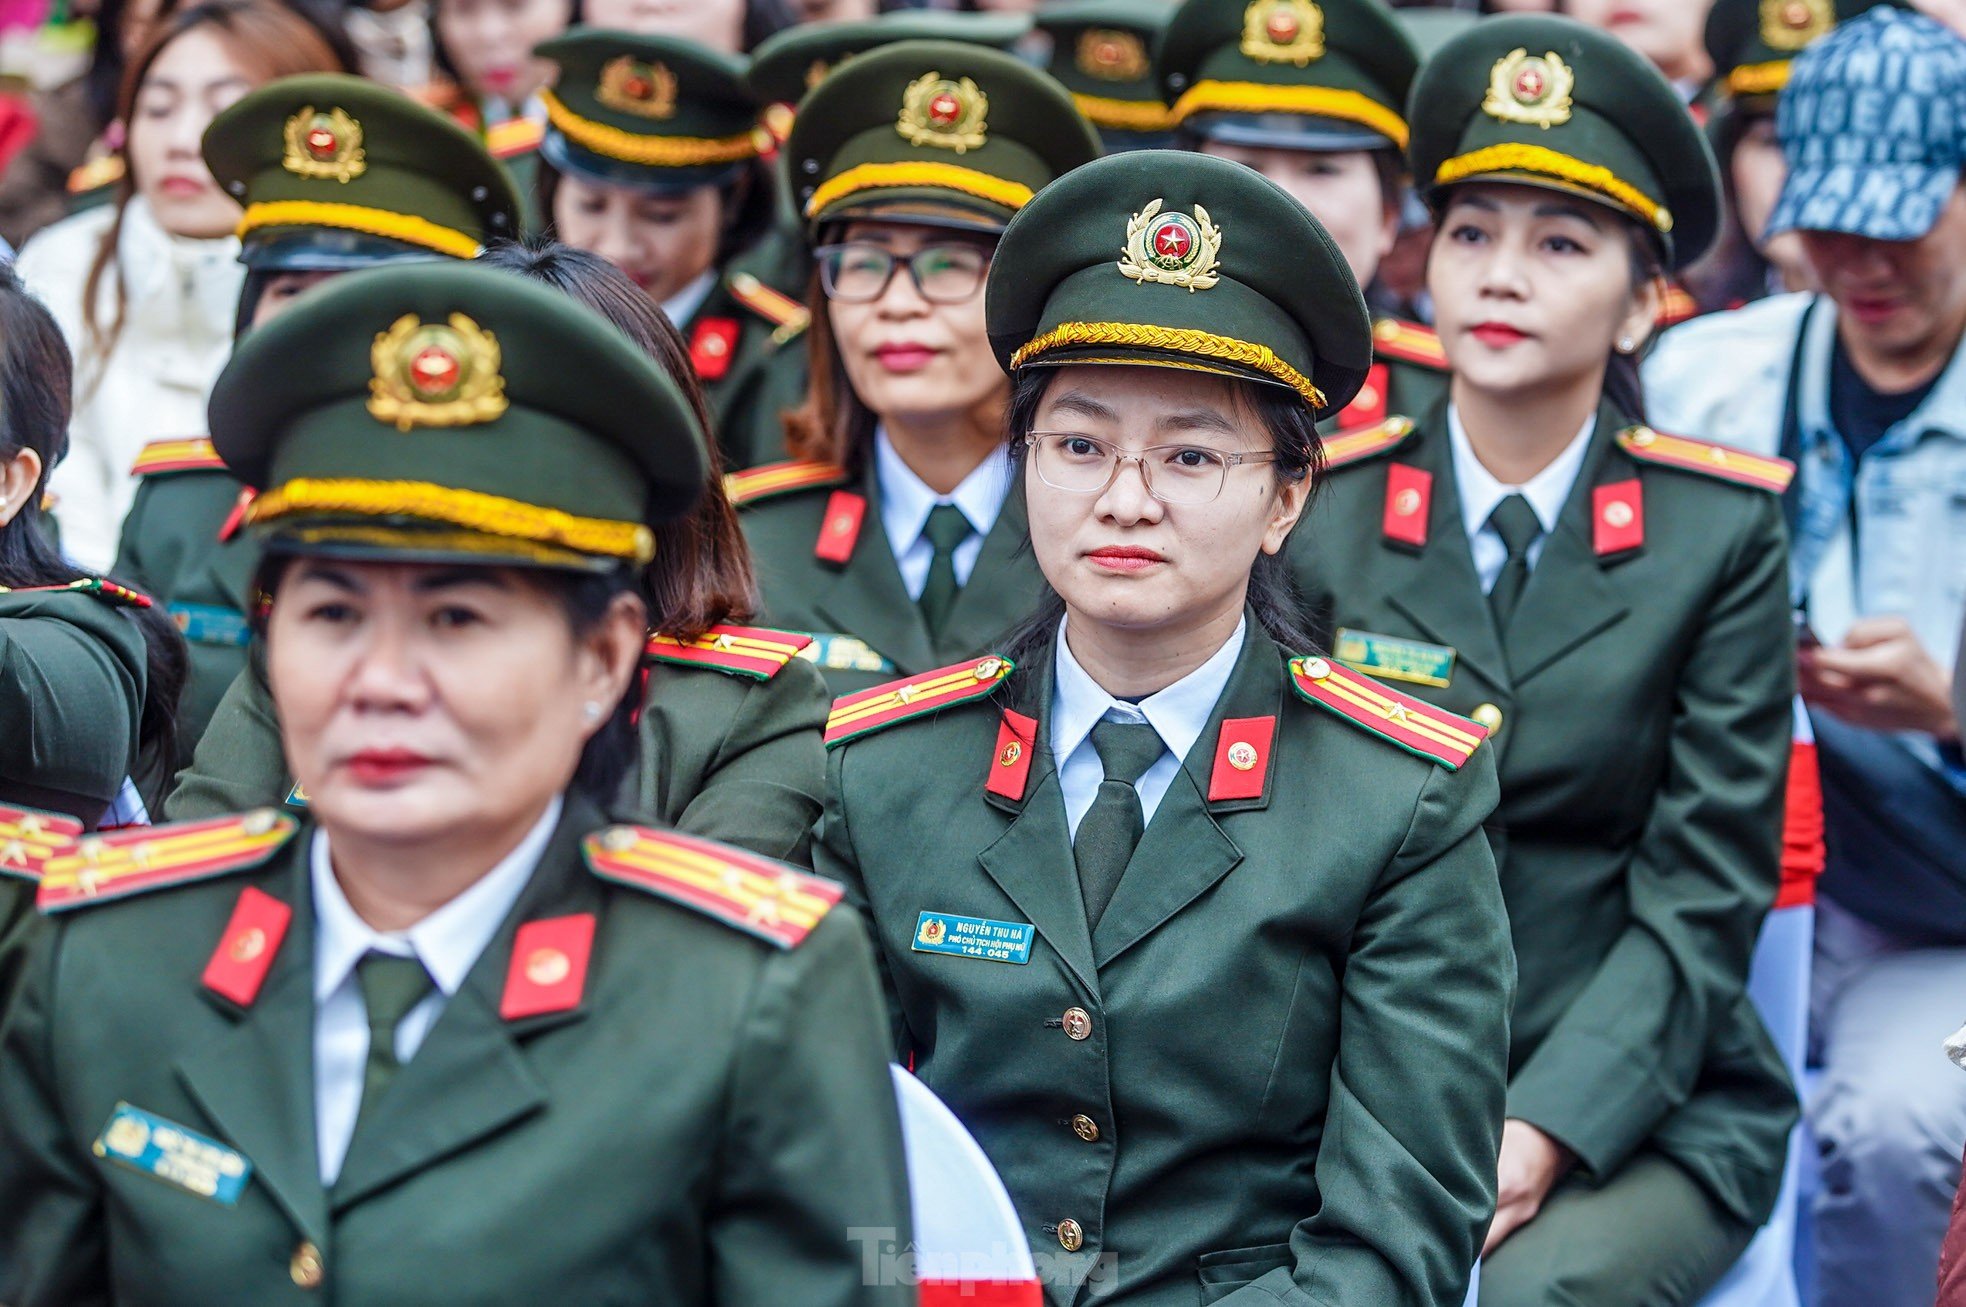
[1483,49,1574,128]
[1118,198,1223,292]
[597,56,677,118]
[1241,0,1325,66]
[1078,28,1149,82]
[1761,0,1831,50]
[368,313,509,432]
[898,71,990,153]
[282,106,365,183]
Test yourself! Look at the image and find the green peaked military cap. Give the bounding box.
[1034,1,1177,148]
[204,73,522,269]
[786,39,1101,234]
[209,261,707,571]
[987,149,1371,419]
[1704,0,1901,111]
[1408,14,1720,270]
[536,29,765,193]
[746,11,1030,107]
[1159,0,1417,152]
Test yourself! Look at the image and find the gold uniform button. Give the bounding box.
[1472,703,1504,733]
[1057,1218,1085,1252]
[289,1241,325,1289]
[1061,1007,1092,1041]
[1070,1114,1100,1142]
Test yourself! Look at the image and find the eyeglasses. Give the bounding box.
[1025,431,1278,506]
[814,241,990,304]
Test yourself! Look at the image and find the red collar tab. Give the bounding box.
[986,709,1038,801]
[1593,480,1644,557]
[218,487,257,543]
[689,316,740,382]
[500,914,597,1020]
[201,886,292,1007]
[1382,463,1432,549]
[1337,363,1388,432]
[814,490,866,565]
[1208,716,1276,802]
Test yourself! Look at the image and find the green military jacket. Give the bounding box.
[1288,398,1799,1224]
[692,232,812,471]
[165,625,830,864]
[736,459,1045,698]
[816,624,1515,1307]
[111,439,253,757]
[1327,317,1452,435]
[0,795,913,1305]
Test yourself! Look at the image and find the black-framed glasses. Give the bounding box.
[1025,431,1278,506]
[814,242,990,304]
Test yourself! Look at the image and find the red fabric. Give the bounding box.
[1337,363,1388,431]
[918,1281,1043,1307]
[1592,480,1644,556]
[499,914,596,1019]
[813,491,866,565]
[1381,463,1431,548]
[1208,716,1276,801]
[0,94,35,179]
[201,887,292,1007]
[1776,738,1824,910]
[689,317,739,381]
[986,711,1037,801]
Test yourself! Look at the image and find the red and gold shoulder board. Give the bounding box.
[1655,282,1699,328]
[1618,427,1794,493]
[1323,416,1416,471]
[130,437,225,478]
[728,271,812,345]
[583,826,840,949]
[0,576,153,609]
[486,116,544,159]
[724,458,850,506]
[825,655,1012,747]
[0,805,83,884]
[1290,655,1487,771]
[646,623,813,680]
[1372,318,1448,370]
[66,153,124,196]
[37,810,298,914]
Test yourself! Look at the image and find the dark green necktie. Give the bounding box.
[1485,493,1543,630]
[917,503,972,635]
[1074,719,1165,930]
[355,950,433,1122]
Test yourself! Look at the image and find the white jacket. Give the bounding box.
[15,198,241,573]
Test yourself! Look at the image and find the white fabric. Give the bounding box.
[15,199,241,572]
[1052,616,1245,839]
[1447,404,1595,594]
[888,1065,1040,1298]
[660,269,717,332]
[310,796,560,1184]
[874,428,1012,600]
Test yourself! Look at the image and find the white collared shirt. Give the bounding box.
[1448,404,1596,593]
[1052,617,1247,839]
[311,796,561,1184]
[875,427,1013,600]
[661,269,718,332]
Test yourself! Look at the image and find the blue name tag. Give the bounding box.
[912,911,1035,965]
[166,601,251,649]
[94,1103,252,1206]
[1333,627,1457,688]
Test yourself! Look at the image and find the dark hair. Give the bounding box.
[474,236,759,637]
[0,266,186,799]
[80,0,346,377]
[993,364,1326,667]
[534,154,777,272]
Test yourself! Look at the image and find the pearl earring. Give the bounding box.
[1617,336,1637,355]
[582,701,603,722]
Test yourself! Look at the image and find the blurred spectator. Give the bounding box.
[12,0,342,573]
[429,0,569,123]
[580,0,798,51]
[1644,12,1966,1305]
[1563,0,1713,94]
[342,0,435,88]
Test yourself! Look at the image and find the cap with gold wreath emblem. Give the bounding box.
[1704,0,1900,111]
[1158,0,1418,153]
[203,73,522,269]
[1407,14,1720,270]
[785,39,1102,234]
[746,11,1030,108]
[986,149,1372,421]
[1034,0,1177,153]
[535,29,766,194]
[208,261,707,571]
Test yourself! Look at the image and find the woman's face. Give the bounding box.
[436,0,570,109]
[552,174,725,307]
[1199,142,1396,288]
[1563,0,1711,81]
[251,270,337,327]
[579,0,744,51]
[1024,366,1308,643]
[127,27,256,240]
[1428,182,1656,400]
[268,560,643,847]
[826,220,1004,428]
[1730,113,1814,286]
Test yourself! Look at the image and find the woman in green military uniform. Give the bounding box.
[532,29,809,470]
[818,150,1515,1306]
[170,240,835,866]
[1159,0,1449,430]
[734,41,1099,697]
[112,74,523,758]
[1288,17,1797,1303]
[0,260,912,1306]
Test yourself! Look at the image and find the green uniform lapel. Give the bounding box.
[812,466,939,677]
